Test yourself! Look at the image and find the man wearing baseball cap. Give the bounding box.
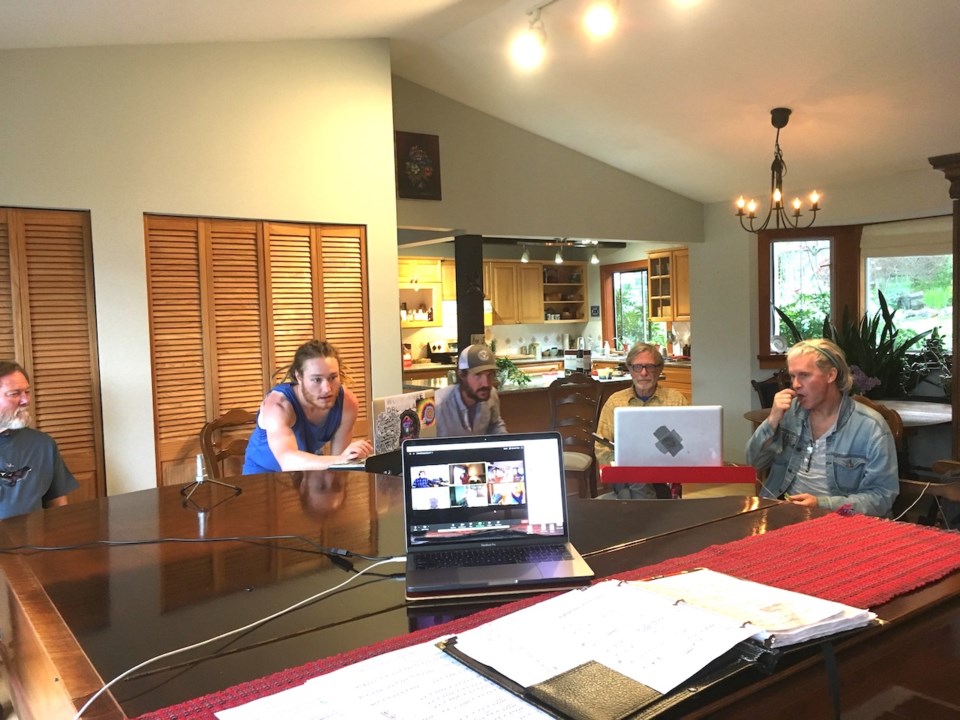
[434,344,508,437]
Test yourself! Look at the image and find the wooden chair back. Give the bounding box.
[853,395,904,451]
[548,373,603,497]
[750,370,789,409]
[200,408,258,479]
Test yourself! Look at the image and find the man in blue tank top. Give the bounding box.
[243,340,372,474]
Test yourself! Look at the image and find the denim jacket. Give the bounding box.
[745,394,898,517]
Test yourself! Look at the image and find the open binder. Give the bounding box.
[436,571,877,720]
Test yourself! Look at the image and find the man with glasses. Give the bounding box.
[746,339,898,517]
[594,342,688,499]
[0,361,78,520]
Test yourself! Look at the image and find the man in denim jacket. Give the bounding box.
[746,339,898,517]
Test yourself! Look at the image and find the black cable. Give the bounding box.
[0,534,394,562]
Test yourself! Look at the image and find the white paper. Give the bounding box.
[637,568,876,647]
[452,580,757,694]
[215,639,550,720]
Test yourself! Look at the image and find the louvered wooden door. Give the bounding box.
[0,208,105,502]
[145,215,370,486]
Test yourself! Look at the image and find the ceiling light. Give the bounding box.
[590,249,600,264]
[511,9,548,70]
[520,244,530,263]
[583,1,618,39]
[555,245,564,264]
[735,107,821,234]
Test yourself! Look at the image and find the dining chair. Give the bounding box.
[548,373,603,498]
[199,408,258,480]
[852,395,910,478]
[750,369,789,409]
[893,459,960,527]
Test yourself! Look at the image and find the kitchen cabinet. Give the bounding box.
[485,261,543,325]
[398,257,441,284]
[441,259,456,301]
[542,261,587,323]
[398,256,443,328]
[659,364,692,402]
[648,248,689,322]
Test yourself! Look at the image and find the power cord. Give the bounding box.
[0,534,394,562]
[70,554,406,720]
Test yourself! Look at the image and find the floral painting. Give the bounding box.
[395,131,442,200]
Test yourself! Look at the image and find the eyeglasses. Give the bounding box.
[0,465,31,487]
[628,363,663,374]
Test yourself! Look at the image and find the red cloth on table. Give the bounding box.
[136,512,960,720]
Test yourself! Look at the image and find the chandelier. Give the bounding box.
[735,108,821,234]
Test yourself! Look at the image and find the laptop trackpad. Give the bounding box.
[459,564,544,585]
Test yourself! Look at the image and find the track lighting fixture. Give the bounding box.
[510,0,619,70]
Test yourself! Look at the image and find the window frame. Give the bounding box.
[757,225,861,368]
[600,258,648,349]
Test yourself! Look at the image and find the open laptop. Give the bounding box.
[614,405,723,467]
[401,432,594,602]
[329,390,436,473]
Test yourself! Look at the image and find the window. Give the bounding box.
[600,260,667,350]
[861,217,953,349]
[757,226,860,367]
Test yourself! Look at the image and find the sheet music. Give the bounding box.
[637,568,875,646]
[215,639,551,720]
[451,580,757,694]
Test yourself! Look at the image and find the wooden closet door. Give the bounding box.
[146,215,370,485]
[0,208,105,502]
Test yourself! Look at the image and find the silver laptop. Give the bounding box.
[614,405,723,467]
[402,432,594,601]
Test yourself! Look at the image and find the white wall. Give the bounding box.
[393,77,704,245]
[0,41,401,494]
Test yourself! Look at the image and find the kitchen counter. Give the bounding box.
[403,371,635,394]
[403,354,691,373]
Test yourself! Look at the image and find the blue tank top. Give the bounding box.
[242,384,345,474]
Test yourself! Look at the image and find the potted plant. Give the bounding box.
[774,290,935,399]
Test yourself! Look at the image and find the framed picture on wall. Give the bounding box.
[395,131,442,200]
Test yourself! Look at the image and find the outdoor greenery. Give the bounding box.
[613,270,667,347]
[775,290,949,399]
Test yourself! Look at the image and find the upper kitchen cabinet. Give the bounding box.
[399,256,442,328]
[441,259,456,301]
[398,257,441,284]
[647,248,689,322]
[486,261,544,325]
[543,262,588,323]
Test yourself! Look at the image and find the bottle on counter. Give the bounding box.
[602,340,610,356]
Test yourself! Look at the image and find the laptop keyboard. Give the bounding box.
[414,544,572,570]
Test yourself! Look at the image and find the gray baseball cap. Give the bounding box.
[457,344,497,374]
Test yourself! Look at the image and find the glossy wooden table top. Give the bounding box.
[0,472,789,717]
[3,472,958,719]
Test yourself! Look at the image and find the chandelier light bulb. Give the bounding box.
[583,2,618,39]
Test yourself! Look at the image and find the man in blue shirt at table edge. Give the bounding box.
[0,360,78,520]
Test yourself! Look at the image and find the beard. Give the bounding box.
[0,407,30,432]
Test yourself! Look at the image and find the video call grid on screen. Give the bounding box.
[404,438,566,543]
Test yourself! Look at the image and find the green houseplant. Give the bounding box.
[495,356,531,388]
[774,290,935,399]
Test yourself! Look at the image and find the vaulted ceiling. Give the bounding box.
[3,0,958,205]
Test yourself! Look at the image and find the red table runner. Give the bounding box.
[135,513,960,720]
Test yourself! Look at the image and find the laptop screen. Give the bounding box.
[402,433,568,548]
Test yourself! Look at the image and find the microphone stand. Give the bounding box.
[181,453,242,505]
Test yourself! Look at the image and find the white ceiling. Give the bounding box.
[3,0,959,205]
